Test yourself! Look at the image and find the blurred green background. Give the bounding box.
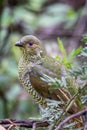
[0,0,87,120]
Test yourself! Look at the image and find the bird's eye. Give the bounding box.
[28,42,33,46]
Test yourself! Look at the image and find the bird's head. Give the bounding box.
[15,35,44,57]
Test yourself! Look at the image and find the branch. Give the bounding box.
[0,119,49,129]
[55,108,87,130]
[83,110,87,130]
[49,92,79,130]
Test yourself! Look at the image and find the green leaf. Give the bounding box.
[81,35,87,42]
[55,55,62,62]
[56,38,82,68]
[68,46,82,62]
[57,37,67,58]
[80,47,87,57]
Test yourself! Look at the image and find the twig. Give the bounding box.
[49,92,79,130]
[0,125,6,130]
[32,123,36,130]
[83,110,87,130]
[55,108,87,130]
[0,119,49,129]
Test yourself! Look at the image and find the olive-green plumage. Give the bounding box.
[15,35,82,117]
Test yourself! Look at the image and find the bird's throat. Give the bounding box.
[23,49,45,62]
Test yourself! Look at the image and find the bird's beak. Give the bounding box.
[15,41,23,47]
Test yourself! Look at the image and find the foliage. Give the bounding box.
[81,35,87,43]
[56,38,82,68]
[40,36,87,129]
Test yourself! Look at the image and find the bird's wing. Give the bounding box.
[28,64,78,114]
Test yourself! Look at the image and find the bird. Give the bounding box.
[15,35,82,127]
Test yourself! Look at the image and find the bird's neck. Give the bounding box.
[23,50,45,62]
